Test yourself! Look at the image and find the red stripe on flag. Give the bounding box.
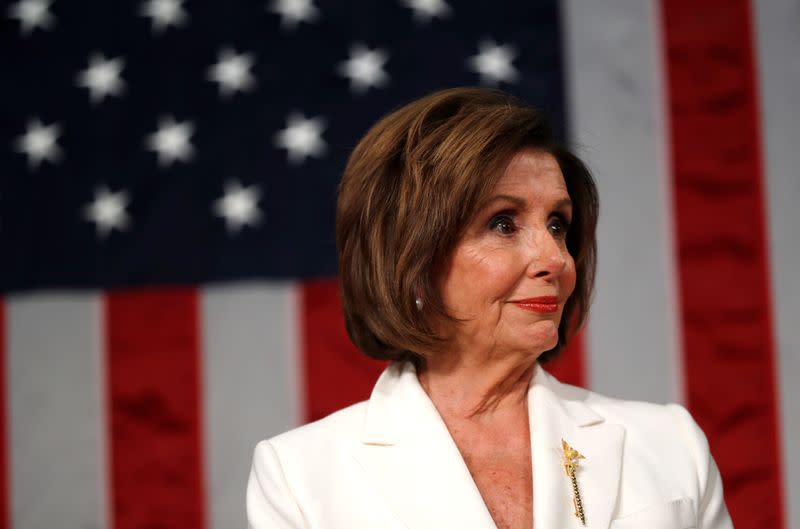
[660,1,785,527]
[0,301,7,529]
[544,326,586,389]
[105,288,207,529]
[300,279,387,422]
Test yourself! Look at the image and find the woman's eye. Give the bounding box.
[489,214,516,235]
[549,214,571,239]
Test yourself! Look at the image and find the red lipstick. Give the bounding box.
[511,296,559,313]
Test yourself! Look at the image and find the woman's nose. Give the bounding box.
[525,228,567,279]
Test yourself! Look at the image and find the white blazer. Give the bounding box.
[247,361,734,529]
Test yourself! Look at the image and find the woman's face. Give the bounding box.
[436,149,576,361]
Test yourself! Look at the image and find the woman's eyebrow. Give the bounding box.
[553,197,573,210]
[483,194,527,209]
[481,195,572,211]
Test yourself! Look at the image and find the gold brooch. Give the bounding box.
[561,439,586,526]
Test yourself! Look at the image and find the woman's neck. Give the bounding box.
[416,351,537,420]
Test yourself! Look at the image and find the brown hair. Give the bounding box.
[336,87,598,366]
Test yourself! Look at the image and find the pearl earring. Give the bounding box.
[415,297,424,310]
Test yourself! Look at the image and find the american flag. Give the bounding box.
[1,0,797,528]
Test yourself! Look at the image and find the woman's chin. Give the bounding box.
[519,320,559,350]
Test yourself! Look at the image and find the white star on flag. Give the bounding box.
[400,0,451,23]
[268,0,318,29]
[82,186,131,239]
[139,0,188,32]
[76,53,126,104]
[14,118,62,170]
[207,48,257,98]
[274,113,327,165]
[145,116,195,167]
[337,44,389,94]
[467,39,519,86]
[212,181,263,234]
[7,0,55,34]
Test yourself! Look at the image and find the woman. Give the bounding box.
[247,87,734,529]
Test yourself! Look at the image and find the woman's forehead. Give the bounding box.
[493,150,568,198]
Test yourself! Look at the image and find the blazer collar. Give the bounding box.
[354,361,624,529]
[528,365,625,529]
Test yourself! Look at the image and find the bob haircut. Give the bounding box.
[336,87,598,366]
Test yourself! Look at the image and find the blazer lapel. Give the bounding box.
[530,367,624,529]
[353,362,498,529]
[353,362,624,529]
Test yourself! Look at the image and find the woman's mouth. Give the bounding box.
[510,296,559,313]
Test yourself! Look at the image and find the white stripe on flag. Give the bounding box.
[201,281,302,529]
[6,293,108,529]
[753,1,800,526]
[561,0,682,403]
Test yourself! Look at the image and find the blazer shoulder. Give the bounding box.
[560,381,718,494]
[586,388,683,429]
[575,386,732,527]
[248,400,372,526]
[591,391,704,448]
[266,399,369,455]
[548,376,709,474]
[552,377,693,437]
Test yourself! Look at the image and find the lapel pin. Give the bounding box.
[561,439,586,526]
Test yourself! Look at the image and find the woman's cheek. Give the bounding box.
[564,257,577,293]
